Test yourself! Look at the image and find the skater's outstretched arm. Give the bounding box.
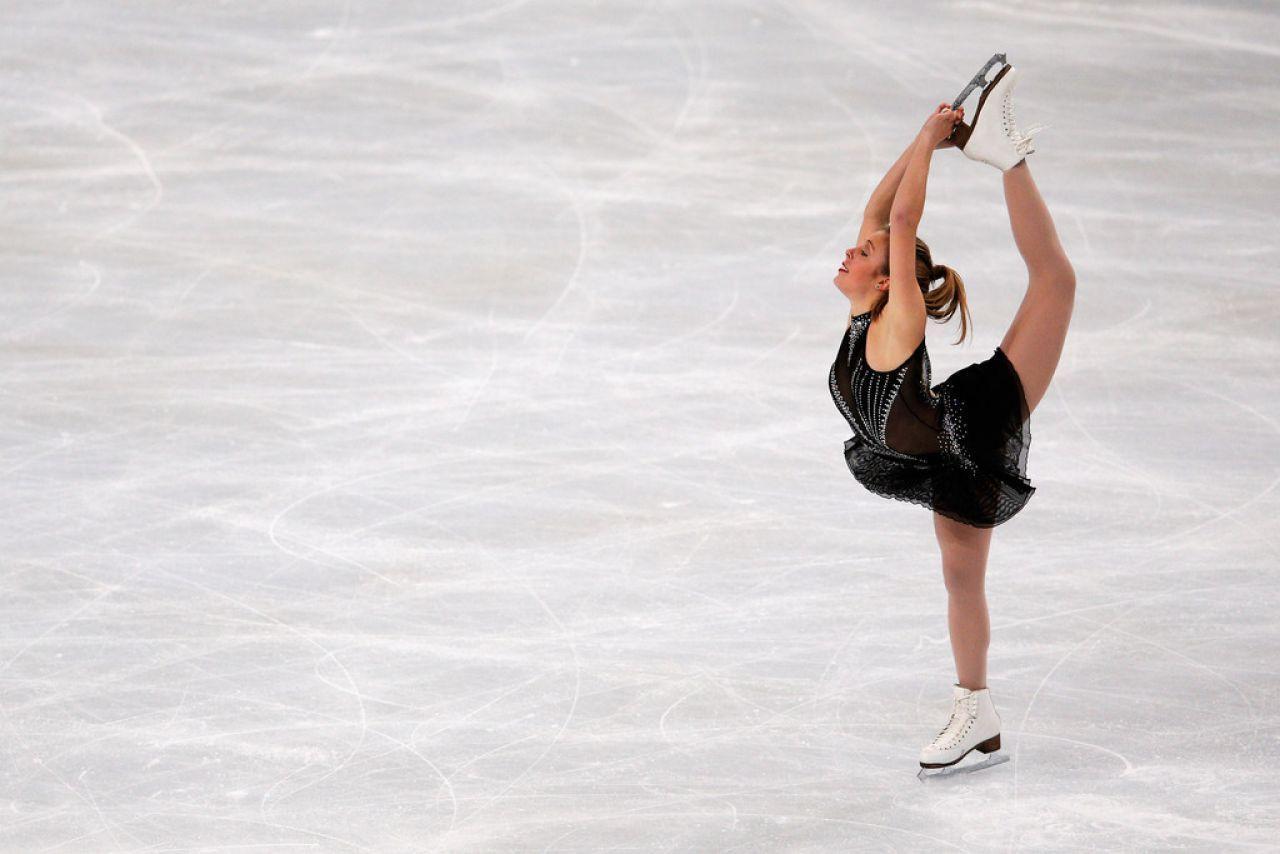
[891,105,962,227]
[861,136,920,231]
[860,102,961,237]
[883,106,964,329]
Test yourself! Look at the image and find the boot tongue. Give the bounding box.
[953,684,972,699]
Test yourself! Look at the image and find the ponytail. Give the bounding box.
[873,227,972,345]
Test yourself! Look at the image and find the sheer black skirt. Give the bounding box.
[842,346,1035,528]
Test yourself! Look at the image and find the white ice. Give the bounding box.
[1,1,1278,851]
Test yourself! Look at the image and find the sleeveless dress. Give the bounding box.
[828,309,1035,528]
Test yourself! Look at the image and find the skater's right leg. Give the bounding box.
[933,511,993,691]
[925,513,1007,770]
[998,160,1076,416]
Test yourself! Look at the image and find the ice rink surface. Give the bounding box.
[2,0,1278,850]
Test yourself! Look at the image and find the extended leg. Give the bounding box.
[933,511,994,690]
[998,160,1077,416]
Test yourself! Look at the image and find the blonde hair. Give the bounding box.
[871,227,972,345]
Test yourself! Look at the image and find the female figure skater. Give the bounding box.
[827,63,1074,771]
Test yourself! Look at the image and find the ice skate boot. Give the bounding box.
[918,683,1003,770]
[949,63,1047,172]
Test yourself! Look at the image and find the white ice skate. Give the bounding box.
[949,60,1047,172]
[917,683,1004,772]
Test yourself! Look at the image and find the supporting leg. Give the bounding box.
[998,160,1077,416]
[933,511,994,690]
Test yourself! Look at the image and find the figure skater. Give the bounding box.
[827,60,1074,772]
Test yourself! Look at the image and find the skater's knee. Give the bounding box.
[1056,262,1077,293]
[942,561,986,597]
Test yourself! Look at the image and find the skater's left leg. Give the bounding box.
[933,512,993,690]
[998,160,1076,416]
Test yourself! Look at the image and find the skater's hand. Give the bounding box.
[920,102,964,149]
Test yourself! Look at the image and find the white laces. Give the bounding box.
[930,695,977,748]
[1001,92,1049,155]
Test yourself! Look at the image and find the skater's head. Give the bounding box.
[833,227,892,298]
[835,227,973,345]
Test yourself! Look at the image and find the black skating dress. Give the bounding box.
[828,309,1035,528]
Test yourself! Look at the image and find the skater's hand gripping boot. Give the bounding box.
[921,102,965,149]
[918,103,966,150]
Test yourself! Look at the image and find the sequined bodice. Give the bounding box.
[829,310,942,459]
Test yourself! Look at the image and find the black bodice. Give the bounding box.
[829,311,942,460]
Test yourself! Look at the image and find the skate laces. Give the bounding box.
[930,696,978,748]
[1001,91,1048,155]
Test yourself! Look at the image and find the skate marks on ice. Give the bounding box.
[916,750,1010,782]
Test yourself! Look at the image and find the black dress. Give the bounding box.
[828,309,1035,528]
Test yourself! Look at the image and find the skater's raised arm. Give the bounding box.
[861,136,920,230]
[861,103,961,233]
[882,106,964,326]
[890,105,963,228]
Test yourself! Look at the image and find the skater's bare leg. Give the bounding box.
[933,512,993,690]
[998,160,1077,416]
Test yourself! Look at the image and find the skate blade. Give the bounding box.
[916,750,1009,781]
[947,61,1013,150]
[949,52,1009,111]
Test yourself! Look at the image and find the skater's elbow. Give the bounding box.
[889,209,919,230]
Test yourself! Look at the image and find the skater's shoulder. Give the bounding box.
[863,308,926,373]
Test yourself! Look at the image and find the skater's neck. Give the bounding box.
[848,293,883,319]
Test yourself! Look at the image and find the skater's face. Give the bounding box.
[833,228,890,297]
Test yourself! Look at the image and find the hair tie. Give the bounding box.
[931,264,946,280]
